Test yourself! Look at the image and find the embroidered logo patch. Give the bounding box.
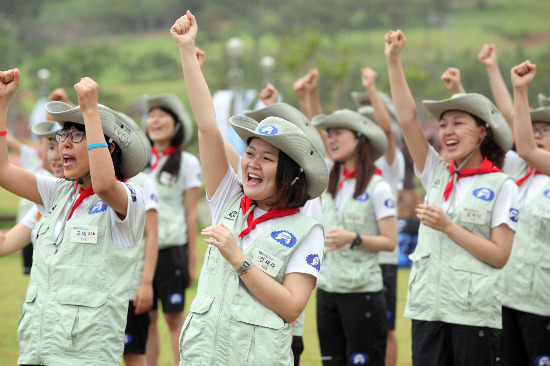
[124,334,132,345]
[544,189,550,199]
[306,254,321,272]
[350,353,370,365]
[384,198,396,208]
[473,187,495,201]
[356,192,370,202]
[88,200,108,214]
[150,193,159,203]
[535,355,550,365]
[271,230,297,248]
[224,210,238,221]
[509,208,519,223]
[125,184,137,202]
[168,293,183,305]
[258,124,278,135]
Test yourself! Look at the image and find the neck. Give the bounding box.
[154,141,171,152]
[455,151,484,170]
[79,175,93,190]
[343,157,357,172]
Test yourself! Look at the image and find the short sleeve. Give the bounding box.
[371,180,397,221]
[109,182,146,249]
[284,224,324,278]
[36,175,65,216]
[181,154,203,190]
[207,166,243,225]
[414,145,444,192]
[19,205,39,230]
[492,179,519,231]
[142,176,159,212]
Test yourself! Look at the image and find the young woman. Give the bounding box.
[497,60,550,366]
[385,30,518,366]
[171,11,328,365]
[0,69,150,365]
[143,92,201,366]
[313,109,397,366]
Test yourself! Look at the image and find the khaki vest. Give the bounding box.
[404,162,510,329]
[17,181,141,366]
[318,175,384,293]
[179,193,321,366]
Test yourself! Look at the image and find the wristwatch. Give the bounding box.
[236,259,254,275]
[350,232,361,249]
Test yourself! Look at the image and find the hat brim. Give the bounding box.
[31,121,61,138]
[46,101,151,178]
[530,106,550,124]
[144,94,193,148]
[230,115,328,199]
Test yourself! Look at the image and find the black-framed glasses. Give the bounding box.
[55,130,86,143]
[533,126,550,137]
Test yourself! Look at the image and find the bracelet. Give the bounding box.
[87,142,108,151]
[0,130,7,136]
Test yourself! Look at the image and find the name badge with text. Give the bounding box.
[252,249,283,277]
[344,212,365,225]
[460,208,486,225]
[71,225,99,244]
[533,203,550,219]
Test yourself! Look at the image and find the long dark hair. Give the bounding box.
[472,114,505,169]
[327,133,376,199]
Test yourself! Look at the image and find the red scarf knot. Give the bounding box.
[237,196,300,238]
[68,184,95,220]
[151,146,180,170]
[443,157,502,201]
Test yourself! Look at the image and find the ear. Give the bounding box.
[109,142,116,154]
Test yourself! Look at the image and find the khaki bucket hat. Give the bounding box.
[357,105,402,143]
[312,109,388,160]
[144,94,194,148]
[351,90,396,118]
[31,120,62,139]
[46,101,151,178]
[230,115,329,199]
[538,93,550,107]
[530,106,550,124]
[422,93,513,151]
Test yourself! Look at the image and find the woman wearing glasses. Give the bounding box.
[0,68,151,366]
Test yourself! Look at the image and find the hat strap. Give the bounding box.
[291,168,304,186]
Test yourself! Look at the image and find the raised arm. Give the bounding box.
[171,11,228,198]
[303,69,324,119]
[259,83,279,106]
[293,76,309,117]
[440,67,466,95]
[478,44,514,128]
[0,69,42,205]
[385,30,430,173]
[361,67,397,165]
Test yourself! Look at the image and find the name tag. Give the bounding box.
[533,203,550,219]
[252,249,283,277]
[71,225,99,244]
[159,171,175,186]
[344,212,365,225]
[460,208,486,225]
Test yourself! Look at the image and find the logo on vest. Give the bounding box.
[125,184,137,202]
[124,333,132,345]
[258,125,278,135]
[350,353,370,365]
[306,254,321,272]
[535,355,550,366]
[88,200,108,214]
[509,208,519,223]
[356,192,370,202]
[224,210,238,221]
[544,189,550,199]
[168,293,183,305]
[473,187,495,201]
[384,198,396,208]
[271,230,297,248]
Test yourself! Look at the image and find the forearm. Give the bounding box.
[304,89,323,119]
[141,211,158,286]
[367,84,396,164]
[0,224,33,257]
[486,65,514,127]
[512,86,543,166]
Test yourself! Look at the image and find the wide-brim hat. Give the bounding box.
[312,109,388,160]
[357,105,402,143]
[538,93,550,107]
[351,90,396,118]
[144,94,193,148]
[530,106,550,124]
[31,120,62,139]
[243,103,326,155]
[422,93,513,151]
[229,115,328,199]
[46,101,151,178]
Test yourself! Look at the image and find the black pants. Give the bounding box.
[292,335,304,366]
[22,242,33,274]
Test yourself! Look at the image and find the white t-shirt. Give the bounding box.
[150,153,202,190]
[20,205,39,230]
[142,175,160,212]
[415,146,519,230]
[36,175,146,249]
[503,150,550,209]
[208,167,324,278]
[375,147,405,196]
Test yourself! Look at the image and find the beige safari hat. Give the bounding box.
[46,101,151,178]
[530,106,550,124]
[144,94,193,148]
[31,120,62,139]
[538,93,550,107]
[312,109,388,160]
[230,115,328,199]
[422,93,513,151]
[243,102,326,156]
[351,90,396,118]
[357,105,402,143]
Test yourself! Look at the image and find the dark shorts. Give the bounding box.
[498,306,550,366]
[22,242,33,275]
[380,264,397,331]
[411,320,500,366]
[151,245,189,313]
[292,335,304,366]
[123,301,151,355]
[317,288,387,366]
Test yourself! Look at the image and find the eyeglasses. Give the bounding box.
[533,126,550,137]
[55,130,86,143]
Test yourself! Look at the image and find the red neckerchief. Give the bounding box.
[515,166,542,186]
[68,184,95,220]
[237,196,300,238]
[151,146,179,170]
[374,167,383,176]
[337,167,382,191]
[443,157,502,201]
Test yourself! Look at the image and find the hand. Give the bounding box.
[324,229,354,251]
[511,60,536,89]
[133,282,153,314]
[49,88,70,102]
[259,83,279,106]
[440,67,465,94]
[201,223,244,268]
[416,204,452,233]
[293,77,307,99]
[74,77,99,114]
[171,11,197,50]
[361,67,377,91]
[195,47,206,70]
[478,44,497,68]
[303,69,320,92]
[385,30,407,61]
[0,68,20,105]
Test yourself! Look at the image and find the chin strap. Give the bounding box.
[291,168,304,186]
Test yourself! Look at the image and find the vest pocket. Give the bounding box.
[64,226,106,267]
[533,263,550,304]
[448,260,499,311]
[203,245,219,274]
[180,295,214,364]
[407,251,431,310]
[17,284,39,353]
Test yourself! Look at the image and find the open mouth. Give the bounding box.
[248,173,263,185]
[63,155,76,167]
[445,140,459,149]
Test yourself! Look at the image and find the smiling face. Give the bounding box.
[240,138,280,210]
[147,107,177,147]
[47,138,63,178]
[327,127,358,163]
[58,125,90,181]
[532,121,550,151]
[439,110,486,164]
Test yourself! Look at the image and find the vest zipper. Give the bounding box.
[38,248,56,363]
[210,268,233,366]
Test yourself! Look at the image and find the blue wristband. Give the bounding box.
[87,142,108,151]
